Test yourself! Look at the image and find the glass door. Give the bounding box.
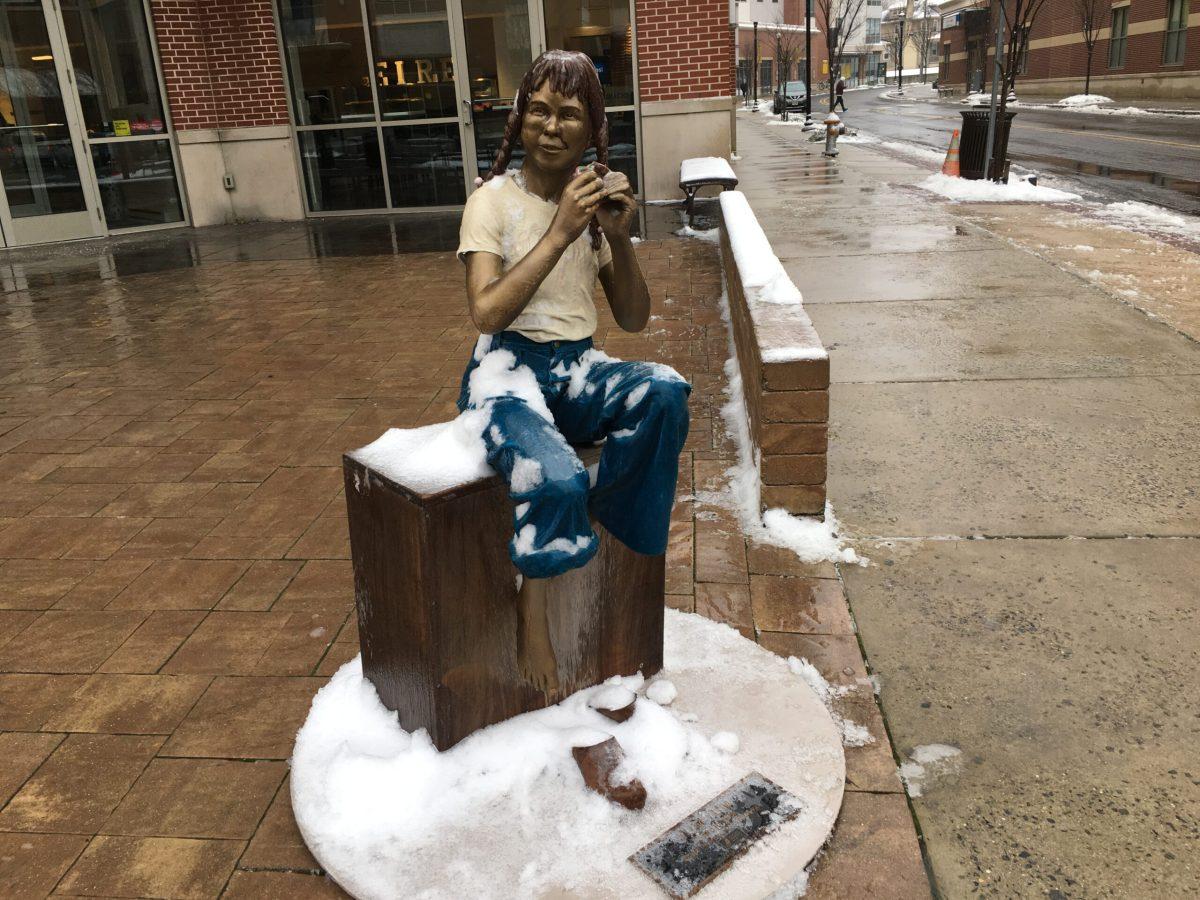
[457,0,541,185]
[0,0,100,245]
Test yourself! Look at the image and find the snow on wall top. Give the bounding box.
[680,156,737,185]
[348,413,493,496]
[718,191,827,363]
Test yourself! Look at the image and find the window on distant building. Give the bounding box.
[1163,0,1187,64]
[1016,25,1030,73]
[866,17,880,42]
[940,41,950,75]
[1108,6,1128,69]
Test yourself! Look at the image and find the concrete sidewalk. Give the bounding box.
[734,111,1200,897]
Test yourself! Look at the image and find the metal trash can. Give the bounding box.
[958,109,1016,180]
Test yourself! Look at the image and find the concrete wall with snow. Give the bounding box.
[717,191,830,517]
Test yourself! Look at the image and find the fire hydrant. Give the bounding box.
[823,112,843,157]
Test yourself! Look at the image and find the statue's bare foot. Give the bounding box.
[517,577,560,695]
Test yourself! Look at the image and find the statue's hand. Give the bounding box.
[594,169,636,237]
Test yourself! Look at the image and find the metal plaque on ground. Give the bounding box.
[629,772,804,898]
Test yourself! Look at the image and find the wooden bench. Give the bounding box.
[679,156,739,226]
[343,433,664,751]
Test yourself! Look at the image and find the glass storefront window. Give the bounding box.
[462,0,532,179]
[591,108,636,194]
[60,0,167,138]
[544,0,634,107]
[383,123,466,206]
[299,128,387,211]
[90,139,183,228]
[368,0,458,120]
[279,0,376,125]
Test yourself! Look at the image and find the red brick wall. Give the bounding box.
[636,0,733,101]
[150,0,289,131]
[941,0,1198,89]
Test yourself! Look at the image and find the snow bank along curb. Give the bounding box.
[717,190,830,517]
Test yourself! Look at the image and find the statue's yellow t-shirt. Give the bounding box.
[457,173,613,343]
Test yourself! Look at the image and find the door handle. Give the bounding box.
[461,98,472,126]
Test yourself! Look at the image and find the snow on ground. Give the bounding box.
[1057,93,1112,106]
[918,172,1082,203]
[675,224,720,242]
[898,744,963,797]
[787,658,874,748]
[1090,201,1200,242]
[695,286,860,567]
[291,610,845,900]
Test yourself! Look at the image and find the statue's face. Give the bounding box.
[521,82,590,175]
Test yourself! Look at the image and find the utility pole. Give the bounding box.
[804,0,813,127]
[752,21,759,110]
[983,0,1005,181]
[897,15,906,94]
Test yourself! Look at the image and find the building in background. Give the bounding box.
[938,0,1197,100]
[0,0,732,249]
[881,0,941,82]
[732,0,828,101]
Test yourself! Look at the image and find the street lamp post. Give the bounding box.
[897,16,906,94]
[752,21,759,110]
[804,0,813,127]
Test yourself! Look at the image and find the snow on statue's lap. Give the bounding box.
[290,610,845,900]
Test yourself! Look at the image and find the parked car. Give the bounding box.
[772,80,808,114]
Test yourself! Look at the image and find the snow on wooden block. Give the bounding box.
[678,156,738,187]
[343,438,664,752]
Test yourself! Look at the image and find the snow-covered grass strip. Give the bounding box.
[1090,201,1200,243]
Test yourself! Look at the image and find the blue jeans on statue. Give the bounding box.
[456,330,691,580]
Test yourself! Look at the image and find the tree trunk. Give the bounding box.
[1084,46,1093,96]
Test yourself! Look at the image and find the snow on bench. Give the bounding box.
[342,425,664,751]
[679,156,739,225]
[717,190,829,517]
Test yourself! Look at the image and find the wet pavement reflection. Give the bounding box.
[0,211,468,291]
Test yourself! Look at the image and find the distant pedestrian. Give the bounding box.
[833,76,847,112]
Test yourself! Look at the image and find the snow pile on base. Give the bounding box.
[291,610,845,900]
[919,173,1081,203]
[718,191,803,306]
[679,156,737,184]
[1057,94,1112,107]
[1091,200,1200,242]
[676,224,720,242]
[898,744,963,797]
[786,657,874,749]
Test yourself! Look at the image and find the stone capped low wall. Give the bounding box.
[717,191,829,517]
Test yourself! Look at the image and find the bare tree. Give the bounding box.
[906,0,939,83]
[885,20,906,87]
[1073,0,1102,96]
[989,0,1052,175]
[816,0,868,110]
[765,20,807,116]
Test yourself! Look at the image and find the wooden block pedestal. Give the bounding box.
[343,447,664,752]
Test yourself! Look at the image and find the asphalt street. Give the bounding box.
[827,85,1200,214]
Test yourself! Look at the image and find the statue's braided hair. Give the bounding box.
[483,50,609,251]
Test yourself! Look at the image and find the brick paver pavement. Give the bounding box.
[0,226,925,898]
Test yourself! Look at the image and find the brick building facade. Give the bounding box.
[938,0,1199,100]
[0,0,736,249]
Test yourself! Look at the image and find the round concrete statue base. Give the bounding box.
[291,610,845,899]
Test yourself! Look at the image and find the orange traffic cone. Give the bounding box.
[941,129,961,177]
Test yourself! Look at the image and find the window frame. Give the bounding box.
[1162,0,1187,65]
[1108,6,1128,69]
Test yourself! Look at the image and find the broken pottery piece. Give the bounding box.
[572,736,647,811]
[588,686,637,723]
